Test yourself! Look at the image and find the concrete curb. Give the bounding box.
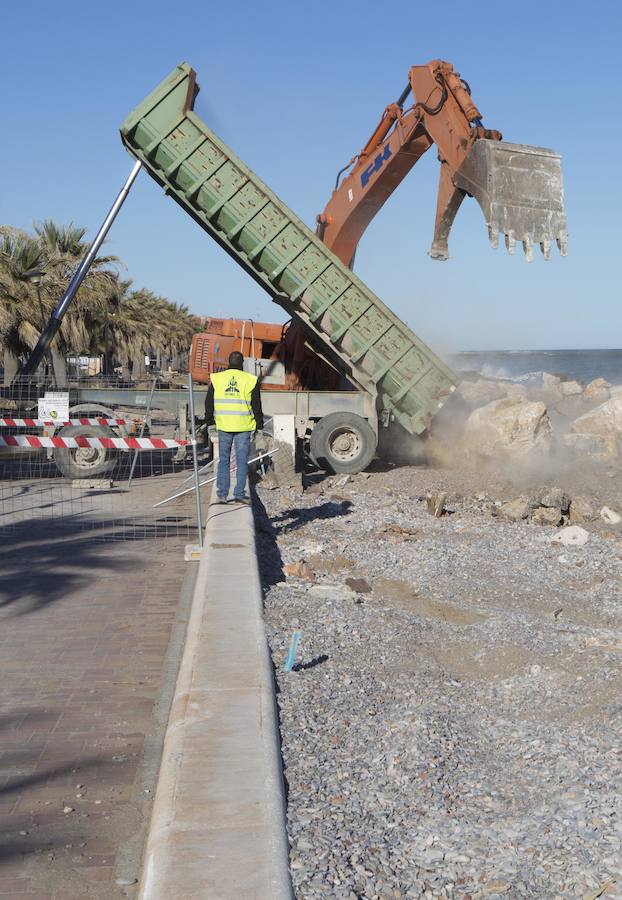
[138,490,293,899]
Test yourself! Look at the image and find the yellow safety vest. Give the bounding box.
[211,368,258,432]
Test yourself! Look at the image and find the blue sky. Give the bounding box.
[1,0,620,351]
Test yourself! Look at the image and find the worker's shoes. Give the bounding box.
[233,495,251,505]
[215,495,228,504]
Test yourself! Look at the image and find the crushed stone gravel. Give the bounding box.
[256,461,622,899]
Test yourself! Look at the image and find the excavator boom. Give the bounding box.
[318,60,567,264]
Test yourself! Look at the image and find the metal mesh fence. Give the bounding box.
[0,375,210,543]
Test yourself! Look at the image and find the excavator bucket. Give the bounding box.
[454,139,567,261]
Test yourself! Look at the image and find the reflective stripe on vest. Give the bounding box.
[211,368,258,432]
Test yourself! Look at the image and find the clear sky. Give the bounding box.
[1,0,620,351]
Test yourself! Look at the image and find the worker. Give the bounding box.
[204,351,264,504]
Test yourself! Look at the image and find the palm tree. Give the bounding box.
[33,221,121,383]
[1,220,201,385]
[95,286,198,379]
[0,221,123,384]
[0,230,47,383]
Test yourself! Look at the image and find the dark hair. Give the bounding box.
[228,351,244,369]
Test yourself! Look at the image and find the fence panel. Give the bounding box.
[0,375,209,543]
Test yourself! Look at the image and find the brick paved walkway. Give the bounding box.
[0,481,198,898]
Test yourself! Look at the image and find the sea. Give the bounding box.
[448,349,622,387]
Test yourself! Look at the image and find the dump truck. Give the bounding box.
[120,62,565,473]
[120,64,461,473]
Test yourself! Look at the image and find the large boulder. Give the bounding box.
[498,496,533,521]
[564,394,622,460]
[556,395,587,417]
[542,372,563,403]
[504,383,529,402]
[584,377,611,405]
[463,398,552,458]
[569,495,596,524]
[458,378,508,408]
[532,506,563,526]
[560,379,584,397]
[458,377,527,409]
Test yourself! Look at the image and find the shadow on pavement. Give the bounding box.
[0,517,180,616]
[0,709,119,866]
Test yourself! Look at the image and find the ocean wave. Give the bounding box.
[477,364,545,384]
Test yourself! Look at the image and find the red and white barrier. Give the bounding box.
[0,434,191,451]
[0,417,130,428]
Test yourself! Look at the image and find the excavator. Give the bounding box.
[190,58,566,387]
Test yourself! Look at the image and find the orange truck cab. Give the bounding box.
[190,318,284,382]
[190,317,341,392]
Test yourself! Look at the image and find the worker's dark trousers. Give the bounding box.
[216,430,252,499]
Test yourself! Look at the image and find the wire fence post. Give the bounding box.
[128,377,157,488]
[187,373,203,548]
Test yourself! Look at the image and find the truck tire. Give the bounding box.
[53,425,118,480]
[309,413,376,474]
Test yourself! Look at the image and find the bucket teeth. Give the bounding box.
[504,230,516,255]
[497,230,565,260]
[522,235,534,263]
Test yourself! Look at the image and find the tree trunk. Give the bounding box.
[3,349,19,386]
[51,347,68,388]
[132,355,146,377]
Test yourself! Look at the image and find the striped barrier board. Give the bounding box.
[0,418,130,428]
[0,434,192,451]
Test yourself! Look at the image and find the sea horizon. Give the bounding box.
[447,348,622,386]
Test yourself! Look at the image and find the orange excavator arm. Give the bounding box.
[317,60,566,265]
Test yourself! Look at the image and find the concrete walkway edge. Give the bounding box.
[138,492,293,899]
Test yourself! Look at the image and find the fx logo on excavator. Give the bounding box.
[360,144,392,188]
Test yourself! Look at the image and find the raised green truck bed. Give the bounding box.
[120,64,457,435]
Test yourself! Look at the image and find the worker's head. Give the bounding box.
[228,351,244,370]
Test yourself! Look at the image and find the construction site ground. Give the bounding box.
[0,473,198,899]
[258,458,622,899]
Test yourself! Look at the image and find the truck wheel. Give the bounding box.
[53,425,118,479]
[309,413,376,474]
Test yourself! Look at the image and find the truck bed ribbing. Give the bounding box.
[120,64,457,435]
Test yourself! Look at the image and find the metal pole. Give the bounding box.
[127,377,157,488]
[153,449,279,508]
[187,374,203,547]
[179,454,215,485]
[20,160,143,378]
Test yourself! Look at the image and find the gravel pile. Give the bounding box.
[256,462,622,899]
